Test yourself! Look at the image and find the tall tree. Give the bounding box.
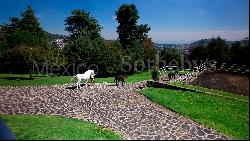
[115,4,139,49]
[65,9,102,40]
[0,6,49,74]
[64,9,104,74]
[115,4,151,49]
[20,6,42,35]
[3,5,48,47]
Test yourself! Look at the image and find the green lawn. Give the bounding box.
[1,114,123,140]
[141,87,249,140]
[169,82,249,102]
[94,71,152,83]
[0,71,152,86]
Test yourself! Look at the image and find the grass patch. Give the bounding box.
[0,71,152,86]
[169,82,249,102]
[0,74,72,86]
[94,71,152,83]
[0,114,123,140]
[141,87,249,140]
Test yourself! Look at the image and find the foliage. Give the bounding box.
[188,45,209,64]
[65,9,102,40]
[229,41,249,65]
[151,66,158,81]
[0,5,50,73]
[64,9,112,75]
[45,45,68,73]
[115,4,151,49]
[207,37,230,63]
[159,47,181,67]
[11,30,41,47]
[142,38,157,68]
[122,41,144,72]
[115,4,139,49]
[1,114,123,140]
[188,37,249,66]
[63,36,94,74]
[136,24,151,42]
[142,87,249,140]
[102,40,123,75]
[2,17,21,48]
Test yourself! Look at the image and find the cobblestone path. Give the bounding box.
[0,82,230,140]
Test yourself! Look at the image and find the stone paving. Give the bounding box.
[0,81,230,140]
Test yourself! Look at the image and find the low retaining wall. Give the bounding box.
[146,81,200,93]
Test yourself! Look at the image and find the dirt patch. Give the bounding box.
[191,70,249,96]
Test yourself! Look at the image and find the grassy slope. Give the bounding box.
[1,114,123,140]
[170,82,249,102]
[141,87,249,140]
[0,71,151,86]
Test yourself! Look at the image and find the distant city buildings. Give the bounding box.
[51,38,67,48]
[240,37,249,46]
[154,36,249,53]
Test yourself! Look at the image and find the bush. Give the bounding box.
[151,67,158,81]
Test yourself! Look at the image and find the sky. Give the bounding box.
[0,0,249,44]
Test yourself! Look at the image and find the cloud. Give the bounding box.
[149,29,249,43]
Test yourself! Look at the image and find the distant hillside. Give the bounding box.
[190,38,237,47]
[0,25,4,39]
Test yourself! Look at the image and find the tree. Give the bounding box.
[142,38,157,68]
[115,4,151,49]
[65,9,102,40]
[2,17,20,48]
[3,6,48,47]
[188,45,209,63]
[159,47,181,67]
[102,40,123,75]
[115,3,151,73]
[20,6,41,34]
[230,41,249,65]
[64,9,104,74]
[115,4,139,49]
[207,37,230,63]
[0,6,49,74]
[19,6,48,46]
[136,24,151,42]
[63,36,93,71]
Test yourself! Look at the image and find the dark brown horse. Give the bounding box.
[114,74,127,86]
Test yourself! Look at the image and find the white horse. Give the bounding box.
[72,70,95,89]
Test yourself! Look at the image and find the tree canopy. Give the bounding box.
[115,4,151,49]
[65,9,102,40]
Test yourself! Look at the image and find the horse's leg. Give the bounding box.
[116,80,119,87]
[85,79,88,85]
[78,79,82,88]
[76,81,80,89]
[122,80,125,86]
